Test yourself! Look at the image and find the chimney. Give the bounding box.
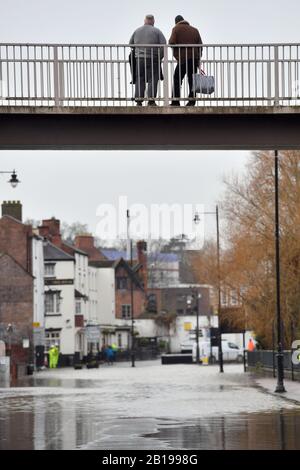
[41,218,60,236]
[38,218,61,245]
[75,234,106,261]
[1,200,22,221]
[75,234,94,251]
[51,233,62,247]
[137,240,148,290]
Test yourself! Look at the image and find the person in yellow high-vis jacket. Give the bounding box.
[49,344,59,368]
[49,345,56,368]
[53,344,59,368]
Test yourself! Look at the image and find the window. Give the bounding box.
[45,331,61,352]
[118,333,122,348]
[76,300,81,314]
[121,304,131,319]
[221,290,227,306]
[56,295,61,313]
[45,292,61,314]
[147,293,157,313]
[45,293,54,313]
[230,290,238,306]
[117,277,128,290]
[44,263,55,277]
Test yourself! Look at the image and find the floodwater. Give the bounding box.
[1,362,300,450]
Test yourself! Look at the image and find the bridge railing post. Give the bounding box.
[163,45,169,106]
[53,46,64,106]
[274,45,280,106]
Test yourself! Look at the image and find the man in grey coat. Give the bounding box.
[129,15,166,106]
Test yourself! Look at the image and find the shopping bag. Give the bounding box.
[193,71,215,94]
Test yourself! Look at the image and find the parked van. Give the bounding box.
[192,339,243,363]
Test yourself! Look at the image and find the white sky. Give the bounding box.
[0,0,297,241]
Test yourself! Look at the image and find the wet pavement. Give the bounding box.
[1,361,300,449]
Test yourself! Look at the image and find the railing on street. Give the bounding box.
[115,347,159,362]
[0,43,300,108]
[248,350,300,380]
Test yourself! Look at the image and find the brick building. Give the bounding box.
[0,202,45,378]
[0,253,34,379]
[0,209,32,273]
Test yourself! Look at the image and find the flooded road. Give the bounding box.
[1,362,300,450]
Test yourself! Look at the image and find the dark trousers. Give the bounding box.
[135,57,159,101]
[173,58,198,100]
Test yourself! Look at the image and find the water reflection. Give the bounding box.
[15,376,103,389]
[1,394,300,449]
[145,409,300,450]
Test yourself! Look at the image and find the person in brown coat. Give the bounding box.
[169,15,203,106]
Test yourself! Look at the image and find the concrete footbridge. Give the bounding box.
[1,43,300,150]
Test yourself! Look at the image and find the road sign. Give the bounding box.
[85,325,101,342]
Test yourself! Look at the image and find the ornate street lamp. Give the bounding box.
[0,169,20,188]
[8,170,20,188]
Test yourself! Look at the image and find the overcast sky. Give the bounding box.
[0,1,298,242]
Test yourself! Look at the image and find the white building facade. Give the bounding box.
[43,241,76,365]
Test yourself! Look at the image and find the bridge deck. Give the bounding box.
[1,105,300,151]
[1,105,300,115]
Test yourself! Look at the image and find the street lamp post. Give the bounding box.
[194,205,224,373]
[216,206,224,373]
[130,238,135,368]
[127,210,135,368]
[187,289,201,364]
[274,150,285,393]
[195,291,200,364]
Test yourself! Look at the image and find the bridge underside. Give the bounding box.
[1,106,300,151]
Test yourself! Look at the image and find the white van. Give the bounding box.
[192,339,244,363]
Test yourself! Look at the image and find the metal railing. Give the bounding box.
[248,350,300,381]
[0,43,300,107]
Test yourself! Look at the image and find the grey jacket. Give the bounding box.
[129,24,166,59]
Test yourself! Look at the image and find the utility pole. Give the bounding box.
[127,210,135,368]
[274,150,285,393]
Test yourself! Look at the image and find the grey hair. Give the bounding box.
[145,14,155,24]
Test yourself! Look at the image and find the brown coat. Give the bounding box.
[169,20,203,62]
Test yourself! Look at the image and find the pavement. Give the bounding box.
[254,376,300,405]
